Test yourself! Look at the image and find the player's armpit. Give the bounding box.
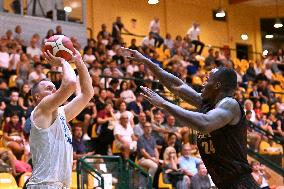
[199,98,240,133]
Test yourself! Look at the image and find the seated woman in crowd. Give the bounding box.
[160,132,182,159]
[115,100,134,128]
[18,83,32,112]
[162,146,190,189]
[251,161,271,189]
[0,148,32,177]
[3,113,25,160]
[119,81,136,104]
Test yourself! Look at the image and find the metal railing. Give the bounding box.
[76,155,153,189]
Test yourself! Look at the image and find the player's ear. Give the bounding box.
[215,82,221,89]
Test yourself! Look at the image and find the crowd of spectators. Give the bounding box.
[0,15,283,188]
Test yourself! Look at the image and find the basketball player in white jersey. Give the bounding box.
[26,50,94,189]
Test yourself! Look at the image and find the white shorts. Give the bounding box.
[114,140,137,151]
[27,186,68,189]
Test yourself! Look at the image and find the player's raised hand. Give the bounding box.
[140,86,165,108]
[44,50,64,67]
[121,47,148,63]
[70,49,83,64]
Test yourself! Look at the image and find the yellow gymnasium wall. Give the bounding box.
[86,0,284,60]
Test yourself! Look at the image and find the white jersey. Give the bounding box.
[27,106,73,188]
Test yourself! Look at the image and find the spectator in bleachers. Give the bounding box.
[187,22,204,55]
[89,63,102,80]
[112,47,125,66]
[128,38,139,51]
[3,90,25,123]
[16,53,31,88]
[134,112,147,138]
[246,110,262,152]
[72,125,95,160]
[26,38,42,59]
[14,25,25,46]
[119,81,136,103]
[151,111,166,145]
[84,38,96,55]
[115,100,134,128]
[95,89,107,112]
[149,17,164,48]
[254,100,263,121]
[42,29,54,45]
[205,48,215,69]
[112,17,131,44]
[97,24,111,42]
[83,47,96,68]
[28,63,46,87]
[245,62,257,82]
[103,60,123,77]
[55,25,63,35]
[131,63,146,91]
[0,45,10,81]
[244,99,256,122]
[0,148,32,177]
[9,43,21,75]
[164,115,181,138]
[141,32,156,52]
[18,83,32,112]
[162,146,190,189]
[190,163,212,189]
[113,112,137,160]
[160,132,182,159]
[107,78,120,100]
[178,144,202,178]
[251,161,271,189]
[1,30,14,49]
[3,113,25,159]
[257,114,274,135]
[71,36,81,51]
[273,119,284,137]
[164,33,174,50]
[127,93,146,117]
[137,122,159,177]
[96,102,115,155]
[249,85,260,101]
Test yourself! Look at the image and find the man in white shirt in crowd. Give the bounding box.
[28,63,46,88]
[141,32,156,52]
[149,17,164,48]
[0,45,10,81]
[27,38,42,59]
[114,112,137,160]
[187,22,205,55]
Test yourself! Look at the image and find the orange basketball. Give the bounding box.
[43,35,75,61]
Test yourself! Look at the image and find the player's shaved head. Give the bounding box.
[211,67,237,92]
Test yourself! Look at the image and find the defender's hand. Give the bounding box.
[140,86,165,109]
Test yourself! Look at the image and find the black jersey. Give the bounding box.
[197,98,252,187]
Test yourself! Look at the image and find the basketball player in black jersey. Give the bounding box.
[121,48,260,189]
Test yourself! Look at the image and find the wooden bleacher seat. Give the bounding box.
[18,172,32,188]
[261,104,270,114]
[8,75,17,88]
[70,171,77,189]
[158,172,173,189]
[0,172,20,189]
[112,141,121,154]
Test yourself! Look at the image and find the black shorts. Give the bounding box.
[217,174,260,189]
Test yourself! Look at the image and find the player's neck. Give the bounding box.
[213,91,234,105]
